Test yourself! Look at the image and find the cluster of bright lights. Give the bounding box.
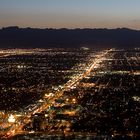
[132,96,140,102]
[8,114,16,123]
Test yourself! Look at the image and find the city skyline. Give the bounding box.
[1,0,140,29]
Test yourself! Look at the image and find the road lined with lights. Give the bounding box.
[2,49,113,139]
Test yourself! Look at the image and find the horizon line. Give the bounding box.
[1,26,140,31]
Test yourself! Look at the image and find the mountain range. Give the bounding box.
[0,26,140,48]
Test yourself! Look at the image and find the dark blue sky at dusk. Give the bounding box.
[0,0,140,29]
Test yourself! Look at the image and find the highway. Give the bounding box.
[2,49,112,139]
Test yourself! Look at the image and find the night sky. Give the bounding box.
[0,0,140,29]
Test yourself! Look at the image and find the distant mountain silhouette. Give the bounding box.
[0,26,140,48]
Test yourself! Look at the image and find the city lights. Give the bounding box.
[8,115,15,123]
[0,48,139,139]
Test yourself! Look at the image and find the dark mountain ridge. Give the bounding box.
[0,26,140,48]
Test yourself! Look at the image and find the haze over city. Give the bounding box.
[1,0,140,29]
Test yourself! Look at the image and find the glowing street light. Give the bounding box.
[72,98,76,103]
[66,98,69,102]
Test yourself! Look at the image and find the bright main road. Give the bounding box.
[2,49,113,138]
